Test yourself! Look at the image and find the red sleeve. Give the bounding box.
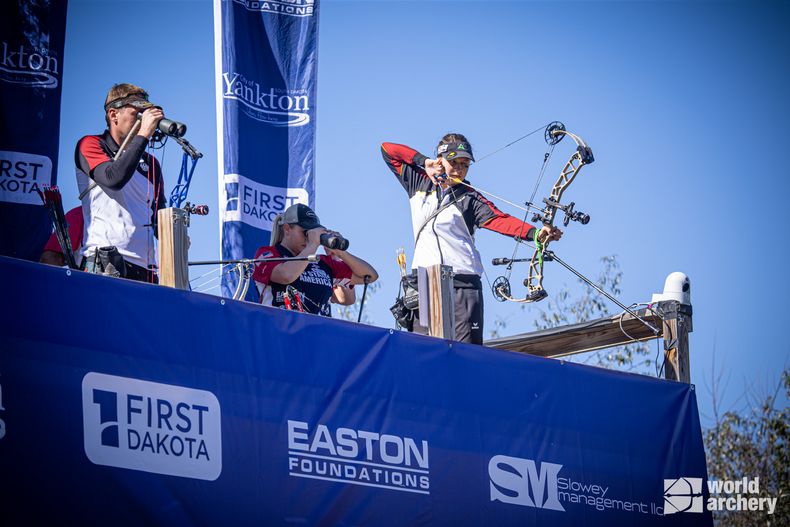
[251,246,282,284]
[78,136,112,172]
[380,142,426,174]
[321,255,353,281]
[43,206,84,253]
[76,134,149,190]
[381,142,432,198]
[483,215,537,239]
[475,192,537,240]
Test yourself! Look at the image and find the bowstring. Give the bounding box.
[474,124,549,164]
[444,122,558,298]
[504,142,556,283]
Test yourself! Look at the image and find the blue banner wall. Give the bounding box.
[0,1,68,261]
[214,0,320,299]
[0,256,712,526]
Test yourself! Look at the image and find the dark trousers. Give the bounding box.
[412,286,484,345]
[82,256,158,284]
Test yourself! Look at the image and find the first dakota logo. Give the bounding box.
[0,42,59,88]
[222,72,310,127]
[82,372,222,481]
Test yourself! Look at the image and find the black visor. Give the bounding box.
[437,141,475,162]
[104,93,153,111]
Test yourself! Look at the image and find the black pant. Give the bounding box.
[412,278,484,345]
[82,256,158,284]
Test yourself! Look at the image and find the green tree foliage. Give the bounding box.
[500,255,655,374]
[334,281,381,325]
[705,369,789,526]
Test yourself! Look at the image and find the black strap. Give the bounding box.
[414,189,468,245]
[357,275,372,323]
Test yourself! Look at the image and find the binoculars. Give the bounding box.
[320,233,349,251]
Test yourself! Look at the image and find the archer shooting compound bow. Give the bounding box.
[455,121,659,334]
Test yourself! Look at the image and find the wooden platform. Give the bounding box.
[484,301,691,364]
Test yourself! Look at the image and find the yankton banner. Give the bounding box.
[0,256,712,526]
[0,0,68,261]
[214,0,320,299]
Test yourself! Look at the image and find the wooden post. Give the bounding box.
[662,301,692,383]
[157,207,189,290]
[427,264,454,340]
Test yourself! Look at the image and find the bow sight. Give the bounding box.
[535,198,590,227]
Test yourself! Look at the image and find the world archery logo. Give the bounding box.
[0,41,59,88]
[663,477,704,514]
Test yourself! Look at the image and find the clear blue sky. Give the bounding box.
[58,0,790,423]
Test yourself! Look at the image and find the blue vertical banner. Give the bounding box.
[214,0,319,299]
[0,0,68,261]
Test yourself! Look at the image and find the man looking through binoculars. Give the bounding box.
[75,83,168,282]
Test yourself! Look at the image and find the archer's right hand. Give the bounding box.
[138,107,164,138]
[424,158,448,187]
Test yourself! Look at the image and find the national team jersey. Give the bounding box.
[381,142,537,276]
[252,243,353,317]
[75,130,165,269]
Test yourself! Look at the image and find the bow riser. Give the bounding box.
[519,136,593,303]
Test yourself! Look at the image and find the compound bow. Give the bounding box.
[490,121,594,303]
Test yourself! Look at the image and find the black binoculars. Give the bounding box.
[320,233,349,251]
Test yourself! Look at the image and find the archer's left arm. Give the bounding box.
[472,192,537,241]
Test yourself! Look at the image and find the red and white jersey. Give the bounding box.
[252,244,353,317]
[75,130,165,269]
[381,142,537,276]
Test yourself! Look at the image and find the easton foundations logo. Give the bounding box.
[221,71,310,127]
[287,420,431,495]
[0,41,60,88]
[82,372,222,480]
